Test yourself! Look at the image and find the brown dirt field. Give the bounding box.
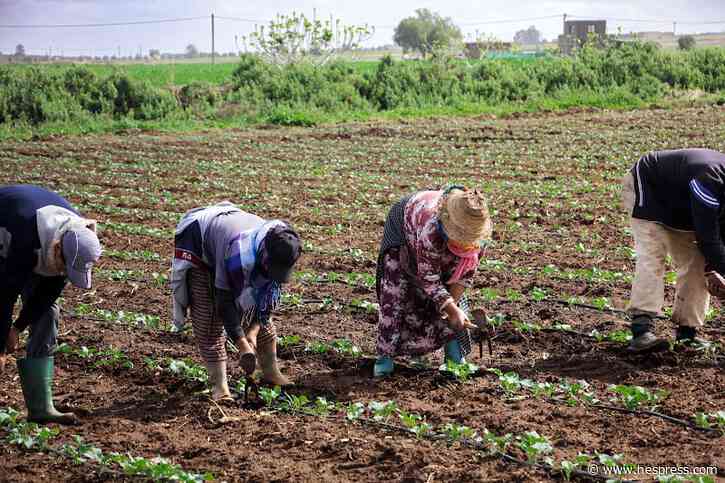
[0,106,724,482]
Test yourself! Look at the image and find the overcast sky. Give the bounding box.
[1,0,724,56]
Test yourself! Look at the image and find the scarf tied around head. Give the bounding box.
[447,240,480,284]
[225,220,284,325]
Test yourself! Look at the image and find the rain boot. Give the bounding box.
[627,315,668,353]
[205,360,232,401]
[675,326,707,346]
[373,356,394,377]
[444,339,465,364]
[258,337,291,386]
[17,357,78,425]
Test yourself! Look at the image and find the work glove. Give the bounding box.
[705,271,725,298]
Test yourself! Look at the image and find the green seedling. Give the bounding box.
[590,297,610,310]
[512,320,541,334]
[517,431,553,464]
[442,423,476,442]
[368,400,398,422]
[167,359,208,384]
[694,410,725,433]
[606,329,632,344]
[530,287,547,302]
[283,393,311,412]
[479,287,499,302]
[608,384,669,411]
[311,397,336,416]
[345,402,365,421]
[277,335,302,348]
[480,428,513,454]
[398,411,431,439]
[259,386,281,407]
[439,360,479,382]
[304,341,330,354]
[330,339,363,358]
[559,453,593,481]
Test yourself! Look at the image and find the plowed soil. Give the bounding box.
[1,106,724,482]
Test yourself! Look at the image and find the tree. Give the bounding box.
[244,11,373,66]
[14,44,25,56]
[393,9,462,58]
[514,26,543,45]
[185,44,199,58]
[678,35,696,50]
[149,49,161,59]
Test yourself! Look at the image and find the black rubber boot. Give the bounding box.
[627,315,668,353]
[675,326,707,346]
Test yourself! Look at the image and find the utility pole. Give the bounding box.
[211,12,215,65]
[673,21,677,38]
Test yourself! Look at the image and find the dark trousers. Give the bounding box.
[22,276,60,358]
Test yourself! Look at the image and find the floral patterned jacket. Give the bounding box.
[402,190,482,311]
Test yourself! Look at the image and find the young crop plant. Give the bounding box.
[398,411,432,439]
[530,287,548,302]
[608,385,669,411]
[304,341,330,354]
[517,431,554,465]
[368,400,399,422]
[345,402,365,421]
[277,335,302,348]
[330,339,363,358]
[60,436,214,482]
[439,360,479,382]
[694,411,725,433]
[442,423,477,442]
[310,397,337,417]
[282,393,311,412]
[167,359,208,384]
[55,344,134,370]
[1,408,58,450]
[512,320,541,334]
[259,386,282,407]
[559,453,593,481]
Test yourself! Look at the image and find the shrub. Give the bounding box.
[678,35,696,51]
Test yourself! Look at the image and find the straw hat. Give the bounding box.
[438,188,492,248]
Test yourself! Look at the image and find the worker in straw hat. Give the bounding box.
[374,186,492,377]
[171,202,301,401]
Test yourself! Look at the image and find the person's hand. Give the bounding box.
[0,354,7,374]
[6,327,18,354]
[446,304,476,332]
[705,271,725,298]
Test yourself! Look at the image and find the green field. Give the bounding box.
[2,42,725,140]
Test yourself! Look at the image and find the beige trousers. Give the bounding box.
[622,173,707,327]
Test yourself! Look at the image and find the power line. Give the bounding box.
[215,15,264,24]
[567,14,725,26]
[459,14,563,27]
[0,16,208,29]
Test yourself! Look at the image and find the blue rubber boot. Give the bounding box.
[444,339,465,364]
[373,356,394,377]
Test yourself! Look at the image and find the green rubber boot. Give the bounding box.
[17,357,78,425]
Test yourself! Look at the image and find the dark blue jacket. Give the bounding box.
[630,149,725,275]
[0,185,77,352]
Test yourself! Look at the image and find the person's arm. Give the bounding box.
[14,277,66,333]
[215,288,243,342]
[0,285,20,353]
[689,178,725,274]
[415,242,454,311]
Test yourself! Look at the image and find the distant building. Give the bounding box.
[558,20,607,54]
[463,41,512,59]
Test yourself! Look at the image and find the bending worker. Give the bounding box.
[374,186,492,377]
[171,202,301,401]
[622,148,725,353]
[0,184,102,424]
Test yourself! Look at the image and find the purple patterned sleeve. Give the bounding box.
[414,221,453,310]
